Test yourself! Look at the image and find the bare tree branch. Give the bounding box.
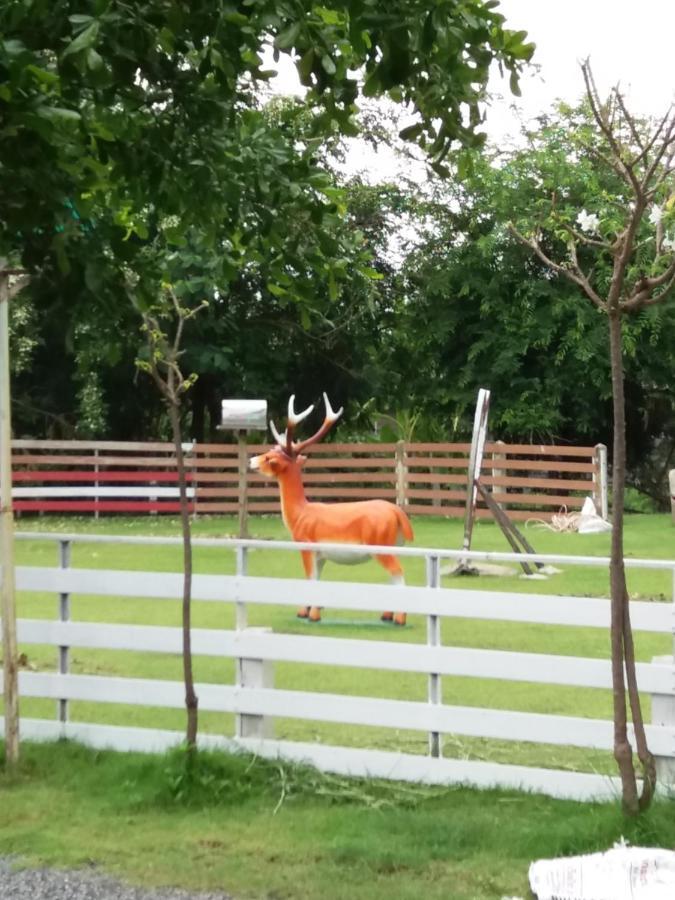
[614,88,648,156]
[581,61,642,197]
[640,117,675,191]
[560,221,616,254]
[508,223,606,309]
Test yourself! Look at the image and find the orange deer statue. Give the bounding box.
[250,394,413,625]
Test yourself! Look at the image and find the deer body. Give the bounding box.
[250,394,413,625]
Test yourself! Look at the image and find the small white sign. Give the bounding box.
[219,399,267,431]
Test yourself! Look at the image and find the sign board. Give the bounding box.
[218,399,267,432]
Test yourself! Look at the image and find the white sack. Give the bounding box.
[577,496,612,534]
[529,844,675,900]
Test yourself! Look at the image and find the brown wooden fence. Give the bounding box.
[10,438,608,521]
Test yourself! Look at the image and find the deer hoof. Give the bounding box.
[393,613,407,627]
[296,607,310,619]
[381,611,394,622]
[308,607,322,622]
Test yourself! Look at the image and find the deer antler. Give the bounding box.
[270,394,314,455]
[292,393,343,454]
[269,393,343,456]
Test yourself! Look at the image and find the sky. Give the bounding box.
[267,0,675,181]
[493,0,675,138]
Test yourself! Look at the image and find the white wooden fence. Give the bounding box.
[2,532,675,802]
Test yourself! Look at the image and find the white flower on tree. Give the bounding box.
[576,209,600,233]
[662,234,675,253]
[649,205,663,226]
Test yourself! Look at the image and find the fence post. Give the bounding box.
[191,440,198,521]
[235,628,275,740]
[395,440,407,508]
[57,538,71,731]
[235,545,248,631]
[648,568,675,786]
[593,444,609,520]
[237,430,249,538]
[491,440,507,510]
[426,554,442,758]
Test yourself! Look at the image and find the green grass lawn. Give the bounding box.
[1,740,674,900]
[3,514,675,898]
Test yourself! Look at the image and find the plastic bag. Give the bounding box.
[529,843,675,899]
[577,496,612,534]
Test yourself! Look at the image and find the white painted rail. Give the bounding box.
[3,530,675,801]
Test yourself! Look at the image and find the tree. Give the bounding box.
[1,0,532,763]
[380,107,675,484]
[510,62,675,814]
[137,290,206,752]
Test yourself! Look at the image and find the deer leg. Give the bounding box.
[309,557,325,622]
[375,555,406,626]
[297,550,316,619]
[298,551,324,622]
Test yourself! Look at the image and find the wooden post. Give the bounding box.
[94,449,100,520]
[237,429,249,538]
[593,443,609,521]
[455,388,490,574]
[0,270,19,765]
[491,439,507,510]
[395,439,406,507]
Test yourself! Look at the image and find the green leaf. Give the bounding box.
[315,7,343,25]
[36,105,81,124]
[321,54,336,76]
[224,12,249,26]
[267,282,288,297]
[509,69,522,97]
[399,122,424,141]
[86,48,103,71]
[68,14,94,27]
[3,39,27,58]
[328,271,338,301]
[362,72,380,97]
[274,22,301,50]
[62,21,100,58]
[297,48,315,82]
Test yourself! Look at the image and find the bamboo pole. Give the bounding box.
[0,270,19,765]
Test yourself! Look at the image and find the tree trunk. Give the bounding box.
[0,272,20,767]
[607,310,654,814]
[168,401,199,752]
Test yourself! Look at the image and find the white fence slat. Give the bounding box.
[17,618,672,694]
[15,566,673,633]
[2,717,633,802]
[227,684,675,756]
[16,567,230,602]
[13,487,194,499]
[16,619,227,657]
[5,671,673,755]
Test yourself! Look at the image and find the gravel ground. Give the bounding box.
[0,858,233,900]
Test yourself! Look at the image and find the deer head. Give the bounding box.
[250,393,343,477]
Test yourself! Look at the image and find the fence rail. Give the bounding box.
[2,530,674,801]
[10,438,608,521]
